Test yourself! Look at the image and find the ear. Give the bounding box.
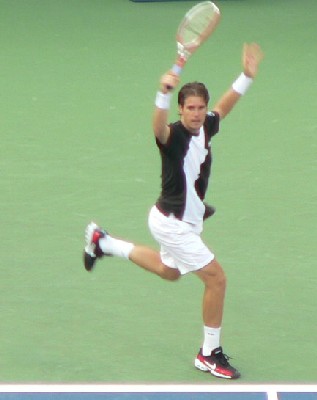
[178,104,184,115]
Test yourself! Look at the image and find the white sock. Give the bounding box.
[99,235,134,260]
[202,326,221,356]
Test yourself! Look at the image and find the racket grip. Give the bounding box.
[171,64,183,76]
[166,64,183,90]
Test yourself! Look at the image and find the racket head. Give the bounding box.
[176,1,220,59]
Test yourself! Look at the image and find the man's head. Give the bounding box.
[178,82,210,107]
[178,82,210,134]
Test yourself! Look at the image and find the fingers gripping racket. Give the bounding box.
[171,1,221,77]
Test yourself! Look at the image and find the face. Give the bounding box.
[178,96,208,134]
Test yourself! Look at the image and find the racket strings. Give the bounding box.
[182,16,214,45]
[178,4,216,47]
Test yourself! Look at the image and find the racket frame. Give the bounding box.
[172,1,221,75]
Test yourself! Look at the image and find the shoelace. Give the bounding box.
[214,350,232,366]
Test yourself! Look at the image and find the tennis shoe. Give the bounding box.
[83,222,110,271]
[194,347,240,379]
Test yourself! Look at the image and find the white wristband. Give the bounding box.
[232,72,253,95]
[155,92,172,109]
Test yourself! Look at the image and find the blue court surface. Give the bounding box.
[0,394,268,400]
[1,393,317,400]
[1,386,317,400]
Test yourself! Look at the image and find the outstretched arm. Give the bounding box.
[213,43,264,120]
[152,72,180,145]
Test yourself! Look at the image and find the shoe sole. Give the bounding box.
[83,222,100,272]
[83,251,96,272]
[194,358,240,379]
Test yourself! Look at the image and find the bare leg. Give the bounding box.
[194,258,226,327]
[129,245,181,281]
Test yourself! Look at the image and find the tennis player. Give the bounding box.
[83,42,264,379]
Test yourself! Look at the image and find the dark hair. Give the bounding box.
[178,82,210,106]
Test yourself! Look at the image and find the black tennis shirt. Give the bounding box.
[155,111,220,224]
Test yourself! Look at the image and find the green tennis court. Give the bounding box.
[0,0,316,384]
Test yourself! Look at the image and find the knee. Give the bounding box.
[205,271,227,290]
[202,260,227,290]
[206,272,226,292]
[160,265,181,281]
[216,270,227,290]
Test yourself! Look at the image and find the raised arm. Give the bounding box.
[152,72,180,144]
[213,43,264,120]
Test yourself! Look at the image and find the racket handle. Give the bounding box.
[166,64,183,90]
[171,64,183,76]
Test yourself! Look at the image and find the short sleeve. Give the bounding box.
[204,111,220,138]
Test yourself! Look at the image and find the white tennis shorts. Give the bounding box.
[148,205,215,275]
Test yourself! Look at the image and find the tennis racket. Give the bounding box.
[171,1,221,76]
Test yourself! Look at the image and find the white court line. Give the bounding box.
[267,390,279,400]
